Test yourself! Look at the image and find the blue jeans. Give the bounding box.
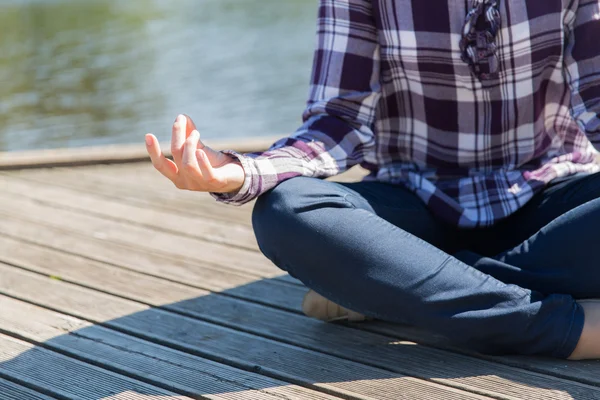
[252,173,600,358]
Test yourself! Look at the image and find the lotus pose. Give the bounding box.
[146,0,600,359]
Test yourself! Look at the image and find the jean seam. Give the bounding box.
[341,193,359,209]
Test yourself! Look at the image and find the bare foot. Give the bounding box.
[567,300,600,360]
[302,290,369,322]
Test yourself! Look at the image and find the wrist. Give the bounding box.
[221,161,245,194]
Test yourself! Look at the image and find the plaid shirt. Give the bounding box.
[216,0,600,228]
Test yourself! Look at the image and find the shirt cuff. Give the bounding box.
[210,150,257,205]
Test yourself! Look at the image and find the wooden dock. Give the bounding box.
[1,142,600,400]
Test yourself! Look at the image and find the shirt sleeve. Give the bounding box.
[563,0,600,145]
[213,0,381,205]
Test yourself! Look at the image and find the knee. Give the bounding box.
[251,177,311,256]
[251,177,350,262]
[253,177,304,221]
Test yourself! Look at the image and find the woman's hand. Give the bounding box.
[145,114,245,194]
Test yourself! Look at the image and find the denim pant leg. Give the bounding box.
[252,176,583,358]
[456,172,600,299]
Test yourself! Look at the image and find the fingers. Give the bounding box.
[201,143,232,167]
[145,134,179,182]
[182,130,200,168]
[180,130,204,186]
[196,148,221,186]
[171,114,187,166]
[148,116,231,192]
[183,114,197,138]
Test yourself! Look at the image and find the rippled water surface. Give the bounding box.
[0,0,317,151]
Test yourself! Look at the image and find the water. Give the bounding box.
[0,0,317,152]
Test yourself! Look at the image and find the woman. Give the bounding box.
[145,0,600,359]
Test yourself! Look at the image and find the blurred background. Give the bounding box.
[0,0,317,152]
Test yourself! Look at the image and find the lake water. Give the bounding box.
[0,0,317,152]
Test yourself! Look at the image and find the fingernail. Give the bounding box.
[145,135,152,146]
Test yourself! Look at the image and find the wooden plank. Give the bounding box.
[0,136,281,170]
[0,255,596,400]
[0,263,493,400]
[0,377,57,400]
[0,177,301,285]
[0,236,308,346]
[71,163,254,224]
[0,174,258,251]
[0,297,341,400]
[0,215,304,311]
[2,213,599,388]
[4,167,254,226]
[0,215,439,356]
[0,191,279,278]
[4,166,598,384]
[0,334,192,399]
[5,162,368,226]
[1,163,369,283]
[2,211,598,389]
[0,235,208,304]
[0,183,298,288]
[5,156,593,398]
[347,321,600,388]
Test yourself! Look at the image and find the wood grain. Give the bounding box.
[0,297,341,400]
[0,377,57,400]
[0,174,258,251]
[5,167,254,225]
[0,215,305,311]
[2,159,599,400]
[2,184,599,389]
[0,263,492,400]
[0,333,192,399]
[0,252,596,400]
[0,191,277,278]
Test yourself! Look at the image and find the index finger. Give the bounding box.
[171,114,187,166]
[146,134,180,182]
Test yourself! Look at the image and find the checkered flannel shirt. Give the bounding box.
[215,0,600,228]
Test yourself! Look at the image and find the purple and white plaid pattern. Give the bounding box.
[215,0,600,228]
